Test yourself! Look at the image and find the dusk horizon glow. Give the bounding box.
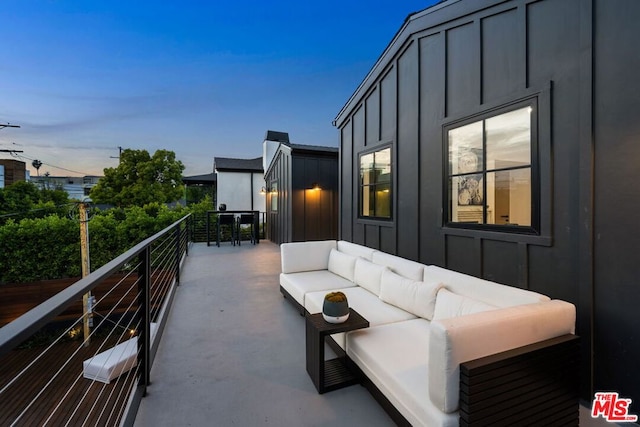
[1,1,440,178]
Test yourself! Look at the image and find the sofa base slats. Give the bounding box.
[459,334,579,427]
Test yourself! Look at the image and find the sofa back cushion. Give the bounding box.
[379,270,443,320]
[423,265,549,308]
[371,251,425,281]
[337,240,378,261]
[281,240,337,273]
[328,249,358,282]
[433,288,497,320]
[354,258,387,295]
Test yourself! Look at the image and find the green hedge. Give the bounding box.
[0,199,213,284]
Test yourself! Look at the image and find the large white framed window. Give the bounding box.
[359,146,392,219]
[446,100,539,233]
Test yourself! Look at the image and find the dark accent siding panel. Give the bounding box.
[419,33,446,266]
[303,158,321,241]
[446,22,480,116]
[379,226,395,255]
[318,158,339,240]
[291,157,306,241]
[365,87,380,145]
[481,8,523,103]
[365,224,380,250]
[481,240,520,287]
[397,41,420,261]
[528,244,576,303]
[445,235,480,276]
[353,223,365,245]
[527,0,580,88]
[593,0,640,412]
[340,121,353,241]
[380,68,397,142]
[526,0,581,302]
[352,106,365,245]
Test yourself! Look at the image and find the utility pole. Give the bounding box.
[79,201,93,347]
[110,146,123,163]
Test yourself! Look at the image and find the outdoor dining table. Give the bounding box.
[205,210,260,246]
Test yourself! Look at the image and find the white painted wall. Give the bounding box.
[263,140,280,173]
[216,171,266,213]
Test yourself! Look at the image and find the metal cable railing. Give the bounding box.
[0,214,191,427]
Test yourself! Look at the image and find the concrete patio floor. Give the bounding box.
[134,241,611,427]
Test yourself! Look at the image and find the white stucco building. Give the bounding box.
[214,157,265,213]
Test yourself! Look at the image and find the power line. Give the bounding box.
[0,203,76,219]
[11,152,94,176]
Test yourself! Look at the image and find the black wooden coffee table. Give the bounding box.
[305,308,369,394]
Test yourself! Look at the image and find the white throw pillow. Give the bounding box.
[379,269,443,320]
[327,249,358,282]
[432,288,497,320]
[354,258,387,296]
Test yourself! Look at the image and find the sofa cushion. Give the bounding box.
[347,319,458,427]
[281,240,336,273]
[305,287,417,348]
[429,300,576,413]
[371,251,425,281]
[354,258,387,296]
[432,288,497,320]
[327,249,358,282]
[379,270,443,320]
[337,240,378,261]
[423,265,549,308]
[279,271,356,308]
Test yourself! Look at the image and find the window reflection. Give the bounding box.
[360,147,392,219]
[448,105,533,228]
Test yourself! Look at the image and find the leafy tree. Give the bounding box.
[90,149,185,207]
[0,181,70,222]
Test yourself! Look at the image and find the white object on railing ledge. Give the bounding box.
[82,322,158,384]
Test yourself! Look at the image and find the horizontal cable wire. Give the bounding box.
[1,216,190,426]
[29,284,141,426]
[74,315,143,427]
[53,301,142,426]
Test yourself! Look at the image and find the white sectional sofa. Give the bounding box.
[280,240,579,427]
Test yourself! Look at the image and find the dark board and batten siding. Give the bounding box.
[266,146,338,244]
[337,0,640,410]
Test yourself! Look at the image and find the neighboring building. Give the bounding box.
[214,157,265,212]
[0,159,26,188]
[31,175,101,199]
[334,0,640,409]
[264,134,339,244]
[182,172,216,205]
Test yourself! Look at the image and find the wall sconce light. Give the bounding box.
[260,186,267,195]
[309,182,321,191]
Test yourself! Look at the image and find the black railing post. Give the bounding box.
[137,247,151,393]
[185,216,190,256]
[206,211,210,246]
[175,224,181,285]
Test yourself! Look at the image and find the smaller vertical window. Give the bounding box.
[359,146,392,219]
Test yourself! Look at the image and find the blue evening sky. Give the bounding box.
[0,1,439,176]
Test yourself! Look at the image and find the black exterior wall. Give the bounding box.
[335,0,640,411]
[265,145,338,244]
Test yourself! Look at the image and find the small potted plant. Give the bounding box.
[322,291,350,323]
